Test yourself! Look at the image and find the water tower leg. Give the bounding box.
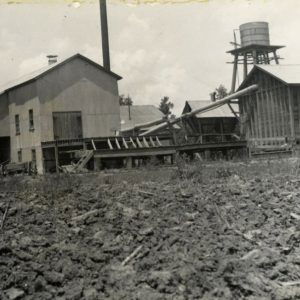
[252,50,258,65]
[266,52,270,64]
[243,54,248,80]
[273,51,279,64]
[231,54,238,93]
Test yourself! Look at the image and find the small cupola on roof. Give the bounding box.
[46,55,58,65]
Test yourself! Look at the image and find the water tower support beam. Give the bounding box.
[243,54,248,80]
[252,50,258,64]
[273,51,279,64]
[231,54,238,93]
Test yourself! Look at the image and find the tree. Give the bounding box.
[119,94,133,106]
[215,84,228,100]
[159,96,174,117]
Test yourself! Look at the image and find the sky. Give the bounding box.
[0,0,299,115]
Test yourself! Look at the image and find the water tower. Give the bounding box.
[228,22,285,93]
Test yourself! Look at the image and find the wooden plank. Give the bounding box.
[252,93,259,141]
[274,84,283,138]
[279,86,286,136]
[256,92,263,142]
[149,136,156,147]
[294,87,300,137]
[130,137,137,148]
[122,138,129,149]
[231,55,238,93]
[285,87,291,136]
[156,136,162,146]
[107,138,113,150]
[288,87,295,139]
[269,89,278,142]
[247,94,254,139]
[91,139,96,150]
[136,138,143,148]
[143,137,150,148]
[95,149,177,159]
[115,138,121,150]
[265,90,273,143]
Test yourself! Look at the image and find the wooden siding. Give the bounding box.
[37,57,120,142]
[6,56,121,174]
[0,93,10,137]
[7,80,43,173]
[292,87,300,139]
[239,68,293,148]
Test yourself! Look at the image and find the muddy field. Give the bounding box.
[1,159,300,299]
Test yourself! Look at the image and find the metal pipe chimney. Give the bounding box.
[100,0,110,71]
[47,55,58,65]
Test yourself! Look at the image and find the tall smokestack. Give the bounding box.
[100,0,110,71]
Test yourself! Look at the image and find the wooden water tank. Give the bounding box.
[239,22,270,47]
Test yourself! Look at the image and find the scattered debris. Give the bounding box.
[0,198,11,231]
[0,161,300,299]
[121,245,143,266]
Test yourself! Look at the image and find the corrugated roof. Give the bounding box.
[0,53,122,96]
[186,101,238,118]
[256,65,300,84]
[120,105,164,131]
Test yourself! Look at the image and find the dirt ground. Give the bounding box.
[1,159,300,299]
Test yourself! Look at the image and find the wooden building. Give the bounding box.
[237,65,300,153]
[182,101,239,143]
[120,105,165,134]
[0,53,122,173]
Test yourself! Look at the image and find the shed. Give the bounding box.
[237,64,300,152]
[182,100,239,143]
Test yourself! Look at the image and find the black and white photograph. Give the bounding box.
[1,0,300,299]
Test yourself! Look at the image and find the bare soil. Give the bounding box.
[1,160,300,299]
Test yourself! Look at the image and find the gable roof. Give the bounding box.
[257,65,300,84]
[0,53,122,96]
[185,100,238,118]
[238,64,300,90]
[120,105,165,131]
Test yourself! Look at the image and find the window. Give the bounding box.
[15,114,20,135]
[31,149,36,162]
[29,109,34,131]
[17,149,22,163]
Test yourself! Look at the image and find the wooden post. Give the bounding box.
[266,52,270,64]
[243,54,248,80]
[252,50,258,65]
[54,143,59,173]
[231,54,238,93]
[170,154,175,165]
[126,157,133,169]
[273,51,279,64]
[94,157,102,171]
